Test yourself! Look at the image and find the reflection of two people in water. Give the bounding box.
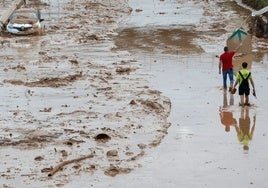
[219,91,256,151]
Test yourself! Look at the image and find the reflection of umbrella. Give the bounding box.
[228,28,248,42]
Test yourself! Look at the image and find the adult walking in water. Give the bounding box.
[219,43,242,91]
[232,62,256,106]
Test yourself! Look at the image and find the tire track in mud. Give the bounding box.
[0,0,171,186]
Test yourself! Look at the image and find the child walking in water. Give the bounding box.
[232,62,256,106]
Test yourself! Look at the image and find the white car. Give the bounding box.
[6,8,44,35]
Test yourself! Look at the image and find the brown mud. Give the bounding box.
[1,0,268,187]
[0,0,171,187]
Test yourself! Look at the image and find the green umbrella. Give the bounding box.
[228,28,248,42]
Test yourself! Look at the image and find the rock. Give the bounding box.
[106,150,118,157]
[34,156,44,161]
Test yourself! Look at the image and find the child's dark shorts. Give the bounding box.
[239,86,250,96]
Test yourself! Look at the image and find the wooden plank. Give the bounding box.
[0,0,25,27]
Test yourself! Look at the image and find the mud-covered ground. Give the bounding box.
[0,0,171,187]
[1,0,268,187]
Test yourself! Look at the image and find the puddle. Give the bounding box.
[115,0,206,54]
[115,0,268,61]
[115,27,204,54]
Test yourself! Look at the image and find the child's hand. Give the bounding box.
[231,88,237,94]
[253,89,256,97]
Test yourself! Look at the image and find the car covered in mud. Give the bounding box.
[6,8,44,35]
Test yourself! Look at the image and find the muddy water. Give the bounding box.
[109,0,268,188]
[115,0,205,54]
[1,0,268,187]
[115,0,268,60]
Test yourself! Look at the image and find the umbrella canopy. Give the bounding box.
[227,28,252,73]
[228,28,248,42]
[227,28,252,54]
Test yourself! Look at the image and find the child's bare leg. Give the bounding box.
[245,96,249,105]
[240,95,244,106]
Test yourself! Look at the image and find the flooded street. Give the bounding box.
[1,0,268,187]
[112,0,268,188]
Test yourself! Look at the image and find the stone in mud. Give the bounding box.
[94,133,111,142]
[106,150,118,157]
[34,156,44,161]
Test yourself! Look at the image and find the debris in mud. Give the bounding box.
[0,135,57,147]
[57,110,88,116]
[135,8,143,12]
[128,151,145,161]
[87,34,99,40]
[34,156,44,161]
[139,99,164,113]
[69,59,78,66]
[3,72,83,87]
[60,150,68,157]
[72,164,81,170]
[11,64,26,72]
[94,133,111,142]
[84,2,107,10]
[125,151,134,156]
[115,66,133,74]
[63,138,85,146]
[48,153,94,177]
[106,150,118,157]
[137,143,147,149]
[129,99,136,105]
[39,107,52,112]
[41,167,53,173]
[104,165,132,177]
[149,139,162,147]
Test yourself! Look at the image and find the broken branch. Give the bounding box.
[48,153,94,177]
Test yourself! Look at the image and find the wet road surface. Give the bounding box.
[109,0,268,187]
[1,0,268,187]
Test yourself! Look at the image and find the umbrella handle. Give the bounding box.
[238,15,251,30]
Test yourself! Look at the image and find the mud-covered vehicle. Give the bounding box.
[6,8,45,35]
